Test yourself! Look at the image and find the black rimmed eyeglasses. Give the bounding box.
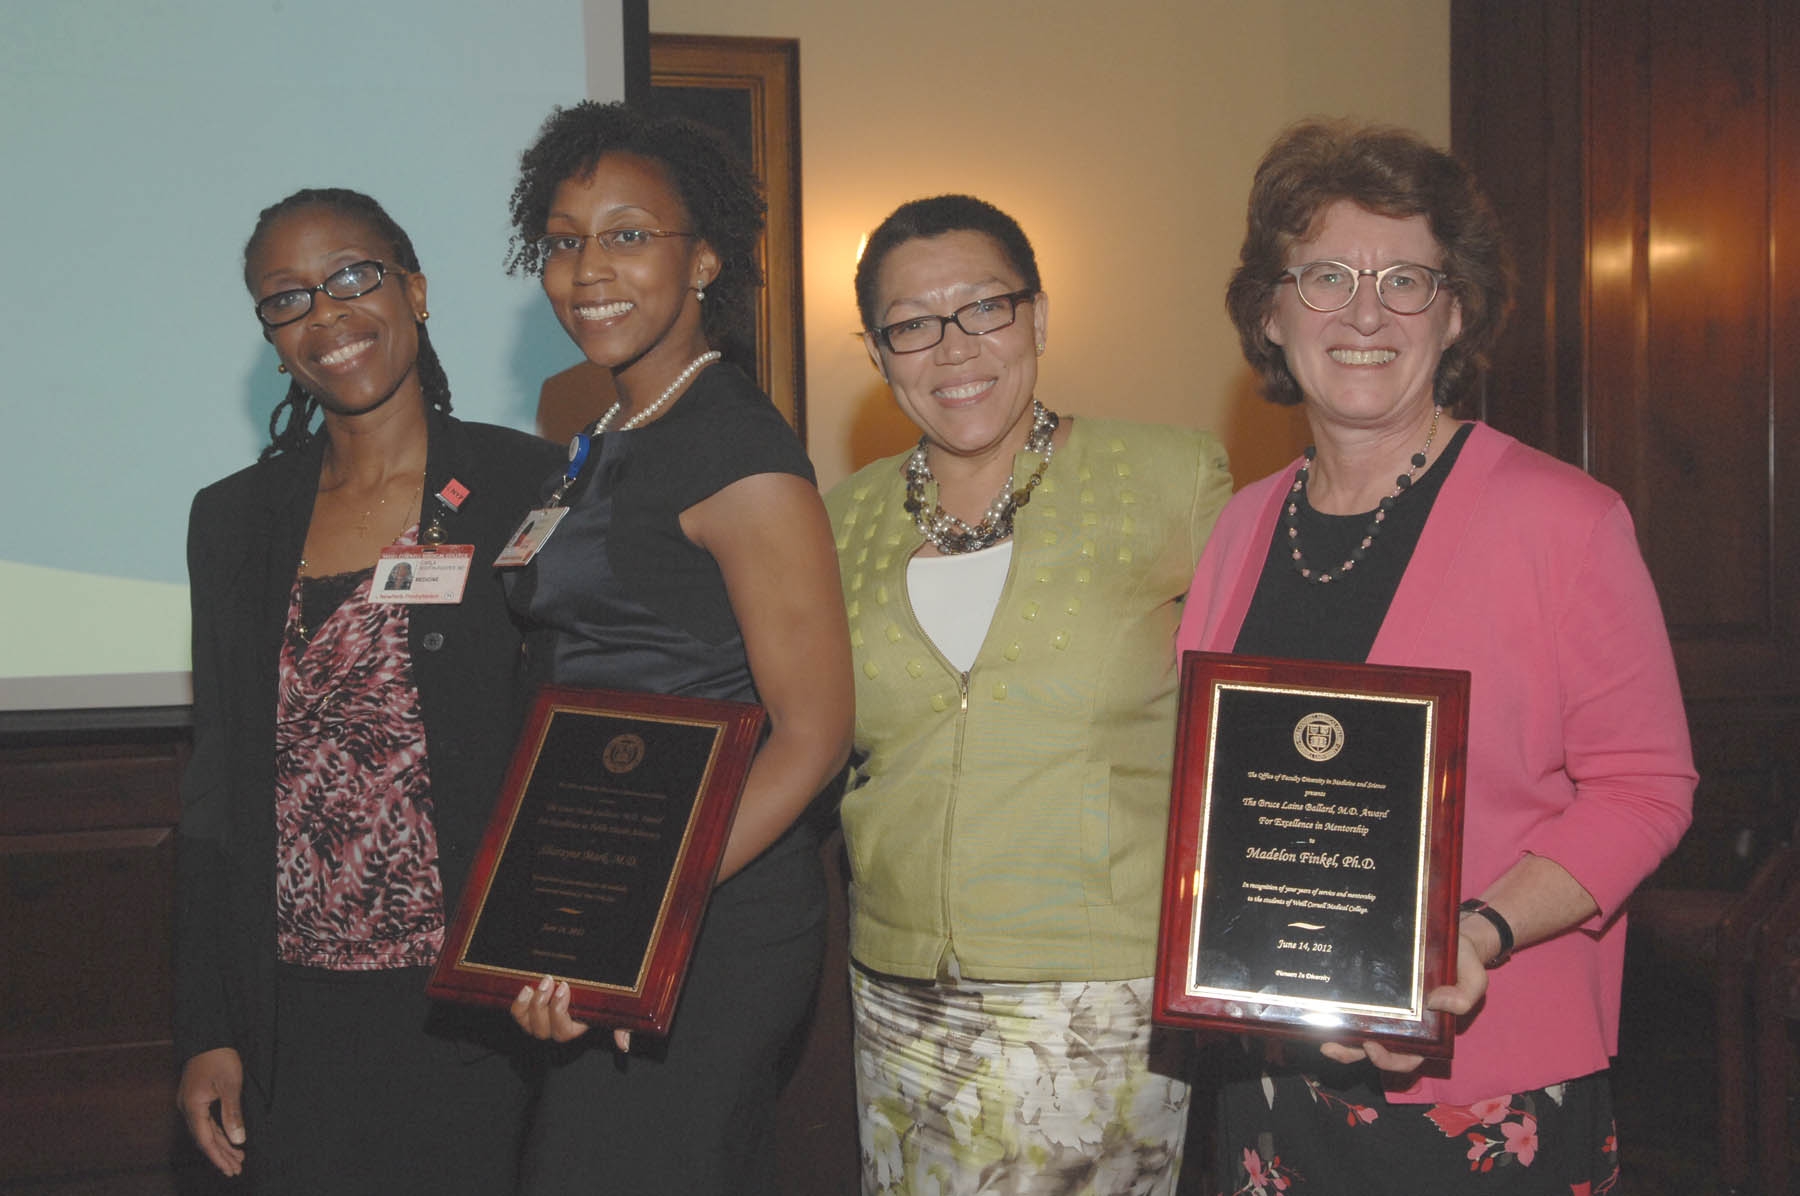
[1279,261,1449,315]
[255,260,408,328]
[871,290,1038,354]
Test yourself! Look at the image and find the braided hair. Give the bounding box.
[244,188,452,459]
[505,102,765,370]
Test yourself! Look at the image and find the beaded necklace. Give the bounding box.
[1284,404,1443,584]
[904,400,1058,555]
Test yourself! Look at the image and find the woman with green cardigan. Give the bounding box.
[825,194,1233,1195]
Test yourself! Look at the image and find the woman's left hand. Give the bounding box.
[511,975,631,1050]
[1318,931,1488,1073]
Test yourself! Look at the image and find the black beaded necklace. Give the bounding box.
[1284,404,1443,584]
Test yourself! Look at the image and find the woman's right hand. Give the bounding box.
[176,1046,246,1176]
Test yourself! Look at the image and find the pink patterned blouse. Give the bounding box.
[274,527,444,969]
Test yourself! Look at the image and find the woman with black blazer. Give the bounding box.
[174,188,559,1194]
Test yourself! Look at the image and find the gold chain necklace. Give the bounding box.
[293,474,423,643]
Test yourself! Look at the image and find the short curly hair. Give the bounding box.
[506,101,765,363]
[1226,119,1513,408]
[853,194,1041,331]
[243,188,451,460]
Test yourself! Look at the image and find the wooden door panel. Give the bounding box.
[1457,0,1796,720]
[1635,0,1771,638]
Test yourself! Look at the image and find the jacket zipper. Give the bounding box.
[898,532,1024,967]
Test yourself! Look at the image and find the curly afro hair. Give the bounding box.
[243,188,451,460]
[506,101,765,366]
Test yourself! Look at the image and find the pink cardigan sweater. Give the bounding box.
[1176,422,1694,1104]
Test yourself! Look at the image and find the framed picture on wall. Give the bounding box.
[649,35,804,440]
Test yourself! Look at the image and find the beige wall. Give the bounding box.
[644,0,1449,490]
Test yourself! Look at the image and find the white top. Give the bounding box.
[905,541,1013,673]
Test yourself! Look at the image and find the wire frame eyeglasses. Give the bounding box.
[1279,261,1449,315]
[534,228,697,266]
[255,260,407,328]
[872,290,1038,354]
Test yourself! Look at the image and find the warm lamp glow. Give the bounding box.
[1648,234,1698,268]
[1590,236,1632,281]
[855,232,869,265]
[1590,231,1703,281]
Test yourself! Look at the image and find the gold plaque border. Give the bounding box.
[1183,680,1438,1024]
[450,706,727,995]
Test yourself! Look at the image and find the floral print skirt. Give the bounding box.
[852,968,1192,1195]
[1209,1045,1618,1196]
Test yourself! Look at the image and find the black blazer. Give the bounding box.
[173,411,560,1096]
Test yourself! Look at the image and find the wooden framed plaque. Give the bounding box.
[1154,653,1469,1057]
[428,686,764,1035]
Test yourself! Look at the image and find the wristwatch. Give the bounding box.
[1458,898,1514,967]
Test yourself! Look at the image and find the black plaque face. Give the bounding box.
[1155,654,1468,1056]
[462,712,723,989]
[1193,686,1432,1018]
[428,687,765,1034]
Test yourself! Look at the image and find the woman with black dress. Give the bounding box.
[501,102,853,1196]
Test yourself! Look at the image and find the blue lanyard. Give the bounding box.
[545,428,594,509]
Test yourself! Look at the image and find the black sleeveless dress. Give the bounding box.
[509,362,827,1196]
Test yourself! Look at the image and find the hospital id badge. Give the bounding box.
[371,545,475,604]
[494,507,570,567]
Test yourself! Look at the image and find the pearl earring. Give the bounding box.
[695,283,707,302]
[277,363,288,374]
[419,310,430,321]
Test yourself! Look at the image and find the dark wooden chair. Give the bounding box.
[1631,842,1800,1195]
[1751,853,1800,1193]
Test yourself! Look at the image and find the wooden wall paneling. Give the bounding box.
[1455,0,1799,854]
[0,746,181,834]
[1636,1,1773,649]
[1454,4,1799,1180]
[2,1046,186,1182]
[1772,0,1800,714]
[0,732,190,1190]
[1663,702,1800,889]
[1,827,175,1055]
[1542,0,1587,470]
[1450,1,1585,460]
[1580,0,1651,501]
[1449,0,1547,439]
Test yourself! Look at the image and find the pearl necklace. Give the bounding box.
[904,401,1059,555]
[1284,404,1442,584]
[590,350,722,435]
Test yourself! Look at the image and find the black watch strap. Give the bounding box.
[1459,898,1515,966]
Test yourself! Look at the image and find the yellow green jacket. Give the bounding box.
[825,418,1232,981]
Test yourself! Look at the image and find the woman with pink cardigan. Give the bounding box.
[1179,120,1693,1195]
